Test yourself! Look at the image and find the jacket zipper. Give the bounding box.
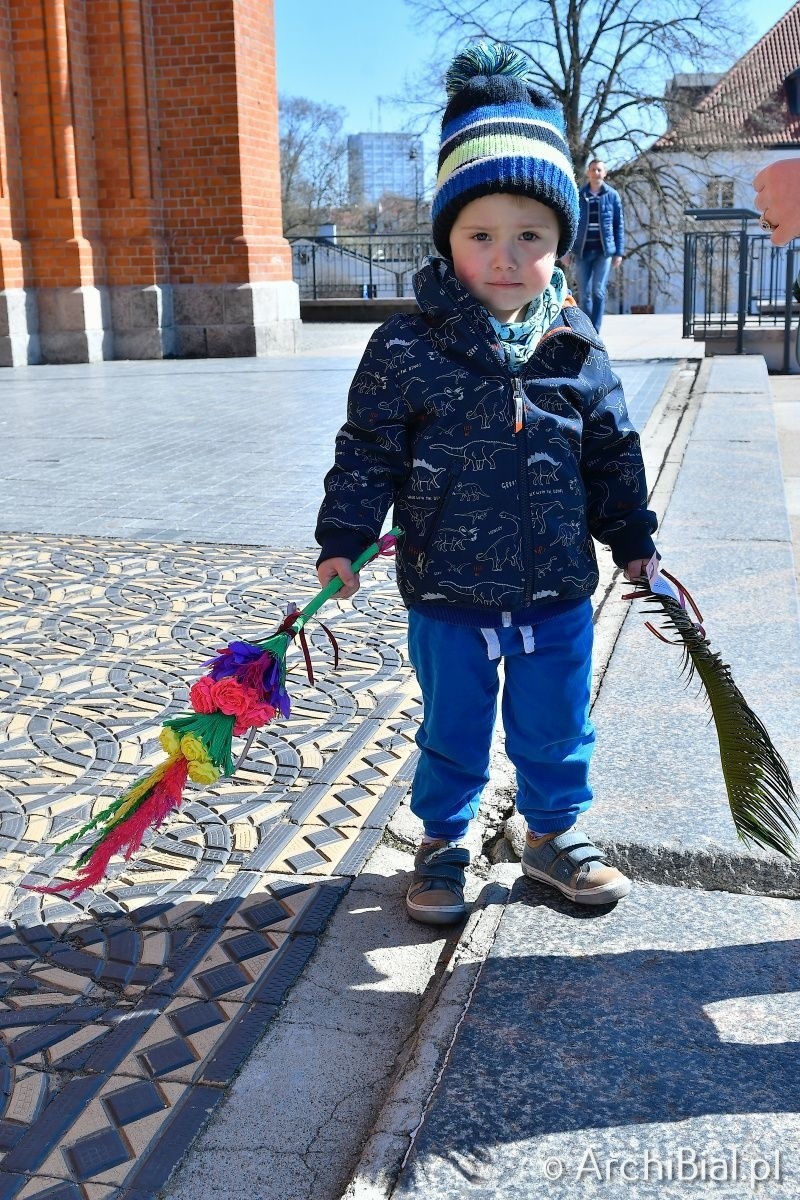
[512,377,536,607]
[512,323,594,605]
[531,323,593,356]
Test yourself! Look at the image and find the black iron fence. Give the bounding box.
[683,208,799,371]
[289,233,436,300]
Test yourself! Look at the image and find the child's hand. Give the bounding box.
[624,558,649,582]
[317,557,360,599]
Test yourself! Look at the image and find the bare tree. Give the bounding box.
[402,0,750,300]
[403,0,742,173]
[279,96,349,235]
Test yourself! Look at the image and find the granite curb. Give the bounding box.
[391,877,800,1199]
[583,354,800,894]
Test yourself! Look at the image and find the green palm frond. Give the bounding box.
[629,579,799,860]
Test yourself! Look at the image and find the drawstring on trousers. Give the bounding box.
[481,625,536,659]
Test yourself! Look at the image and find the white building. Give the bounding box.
[617,4,800,314]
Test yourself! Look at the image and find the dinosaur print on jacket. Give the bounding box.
[316,256,657,619]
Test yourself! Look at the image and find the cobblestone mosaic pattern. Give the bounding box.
[0,532,419,1197]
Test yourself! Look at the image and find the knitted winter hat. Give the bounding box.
[431,42,579,258]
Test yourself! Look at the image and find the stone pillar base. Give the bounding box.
[1,281,301,364]
[0,289,41,366]
[171,281,300,357]
[37,286,113,364]
[110,285,176,359]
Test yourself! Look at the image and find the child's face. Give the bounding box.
[449,193,561,323]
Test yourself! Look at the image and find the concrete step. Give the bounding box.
[583,356,800,894]
[389,876,800,1199]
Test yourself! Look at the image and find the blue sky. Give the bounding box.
[275,0,797,139]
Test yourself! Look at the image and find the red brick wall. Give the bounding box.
[1,0,291,292]
[5,0,105,288]
[88,0,168,285]
[233,0,293,281]
[0,0,27,289]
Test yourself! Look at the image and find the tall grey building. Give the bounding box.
[347,133,424,205]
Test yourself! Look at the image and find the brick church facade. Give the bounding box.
[0,0,299,364]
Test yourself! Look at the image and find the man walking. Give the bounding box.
[570,159,624,332]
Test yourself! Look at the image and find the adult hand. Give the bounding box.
[611,256,622,269]
[317,557,359,599]
[753,160,800,246]
[624,558,650,582]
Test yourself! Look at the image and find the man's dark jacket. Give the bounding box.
[316,257,656,624]
[574,182,625,258]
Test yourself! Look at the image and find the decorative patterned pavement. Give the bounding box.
[0,533,418,1199]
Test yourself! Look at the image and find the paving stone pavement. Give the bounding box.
[0,532,421,1198]
[0,355,671,547]
[0,340,680,1198]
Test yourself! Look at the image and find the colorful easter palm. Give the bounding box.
[625,557,799,859]
[36,530,401,899]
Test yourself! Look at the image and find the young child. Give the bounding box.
[315,42,658,925]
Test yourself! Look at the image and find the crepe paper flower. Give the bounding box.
[209,676,254,717]
[188,676,217,713]
[188,761,221,786]
[205,641,266,680]
[31,529,402,899]
[179,733,211,763]
[625,561,799,859]
[233,703,276,738]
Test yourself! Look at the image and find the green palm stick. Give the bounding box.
[281,527,403,637]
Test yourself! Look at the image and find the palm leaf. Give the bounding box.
[628,576,799,860]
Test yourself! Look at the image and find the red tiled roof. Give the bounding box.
[659,2,800,149]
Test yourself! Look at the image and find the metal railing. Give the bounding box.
[683,208,799,372]
[289,233,436,300]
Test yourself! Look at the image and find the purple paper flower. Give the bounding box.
[205,641,264,681]
[263,654,292,719]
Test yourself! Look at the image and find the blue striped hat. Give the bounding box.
[432,42,579,258]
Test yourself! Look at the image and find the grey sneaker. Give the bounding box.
[521,827,631,905]
[406,840,470,925]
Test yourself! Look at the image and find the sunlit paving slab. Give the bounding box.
[393,880,800,1200]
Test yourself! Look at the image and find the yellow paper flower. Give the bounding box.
[180,732,210,763]
[188,760,220,785]
[159,727,181,756]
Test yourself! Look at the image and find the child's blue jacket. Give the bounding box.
[316,257,657,624]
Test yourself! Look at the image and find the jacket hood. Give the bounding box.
[413,257,504,373]
[412,256,604,371]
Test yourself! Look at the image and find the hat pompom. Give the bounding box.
[445,41,535,98]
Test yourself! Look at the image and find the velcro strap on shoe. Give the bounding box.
[418,846,470,885]
[548,831,604,859]
[544,831,606,883]
[552,842,603,867]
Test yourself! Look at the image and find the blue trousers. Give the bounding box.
[574,251,613,331]
[407,603,595,841]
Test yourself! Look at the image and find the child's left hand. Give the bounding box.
[624,558,650,582]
